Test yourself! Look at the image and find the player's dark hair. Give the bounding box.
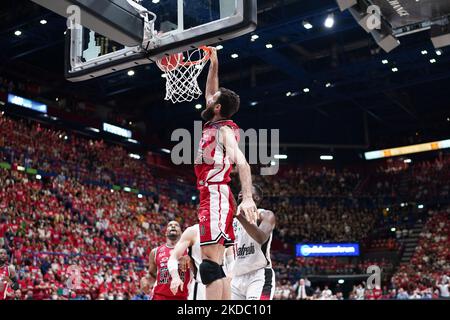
[218,87,240,118]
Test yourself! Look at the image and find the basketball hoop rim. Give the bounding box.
[180,46,212,67]
[158,46,212,70]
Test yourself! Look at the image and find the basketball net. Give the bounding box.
[156,47,212,104]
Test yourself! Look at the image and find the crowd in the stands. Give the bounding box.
[0,112,448,300]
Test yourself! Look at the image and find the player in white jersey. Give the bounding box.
[229,185,276,300]
[168,224,233,300]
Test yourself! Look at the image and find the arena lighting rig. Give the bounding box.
[364,139,450,160]
[337,0,450,52]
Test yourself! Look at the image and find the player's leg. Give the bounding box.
[231,276,246,300]
[200,243,226,300]
[196,282,206,300]
[221,277,232,300]
[198,185,234,300]
[246,269,276,300]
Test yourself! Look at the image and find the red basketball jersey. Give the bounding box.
[194,120,240,189]
[0,265,10,300]
[153,244,190,300]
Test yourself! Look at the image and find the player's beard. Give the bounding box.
[167,233,179,241]
[201,107,215,122]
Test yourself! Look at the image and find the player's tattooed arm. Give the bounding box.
[236,210,276,245]
[220,126,257,223]
[205,47,219,104]
[148,248,157,288]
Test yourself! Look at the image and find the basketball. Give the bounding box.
[158,53,184,72]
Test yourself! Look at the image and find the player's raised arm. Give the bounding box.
[205,47,219,105]
[220,126,257,223]
[168,226,196,295]
[8,265,19,291]
[236,209,276,245]
[148,248,158,288]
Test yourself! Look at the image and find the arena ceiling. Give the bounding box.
[0,0,449,157]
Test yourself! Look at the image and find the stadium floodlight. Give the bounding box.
[129,153,141,160]
[320,155,333,161]
[302,21,313,30]
[274,154,288,160]
[87,127,100,133]
[324,14,335,29]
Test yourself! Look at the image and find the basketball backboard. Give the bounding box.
[32,0,257,82]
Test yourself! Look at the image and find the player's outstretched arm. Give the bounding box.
[205,47,219,105]
[168,226,196,295]
[236,210,276,245]
[148,248,158,288]
[220,126,257,223]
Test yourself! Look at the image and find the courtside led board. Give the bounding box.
[296,243,360,257]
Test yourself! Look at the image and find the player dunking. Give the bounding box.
[0,249,19,300]
[148,221,191,300]
[195,47,258,300]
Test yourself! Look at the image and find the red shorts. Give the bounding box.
[198,184,236,247]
